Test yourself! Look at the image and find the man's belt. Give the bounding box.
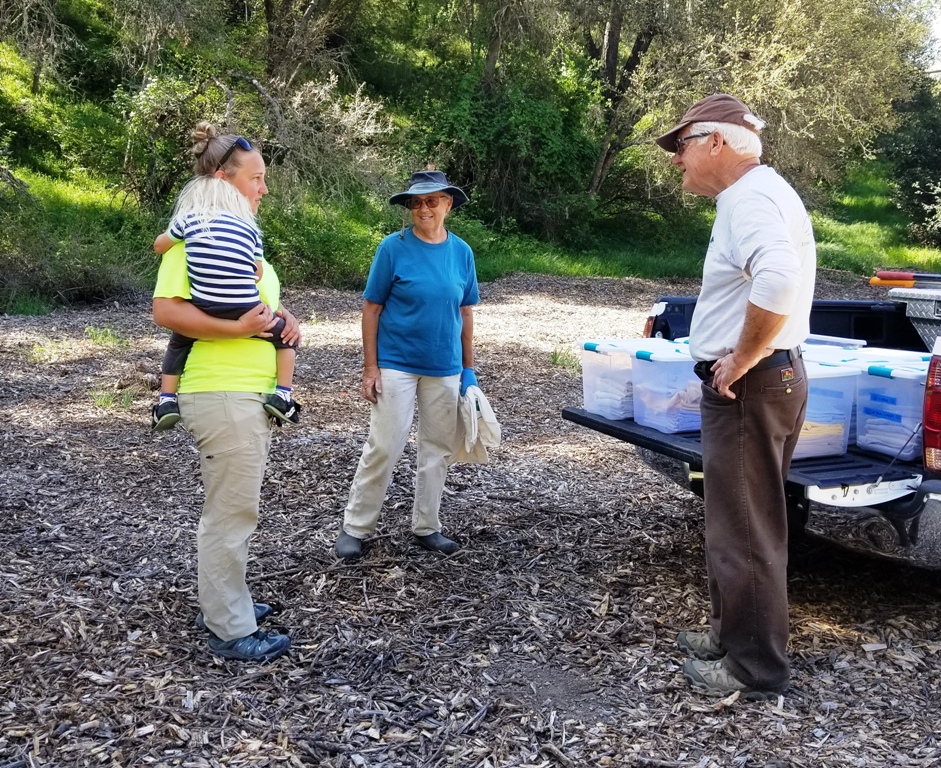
[693,347,802,381]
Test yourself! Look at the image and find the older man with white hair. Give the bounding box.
[656,94,816,699]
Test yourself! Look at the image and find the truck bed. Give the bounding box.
[561,407,919,489]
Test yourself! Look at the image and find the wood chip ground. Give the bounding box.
[1,270,939,767]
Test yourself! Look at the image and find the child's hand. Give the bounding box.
[254,260,264,283]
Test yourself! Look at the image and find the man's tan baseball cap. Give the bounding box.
[655,94,762,152]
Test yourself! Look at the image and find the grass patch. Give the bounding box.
[84,326,129,346]
[550,346,580,372]
[5,293,54,316]
[813,162,941,275]
[90,389,135,410]
[26,340,72,363]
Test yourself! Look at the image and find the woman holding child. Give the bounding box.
[152,122,295,662]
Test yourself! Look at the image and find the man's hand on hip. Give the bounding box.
[710,350,766,399]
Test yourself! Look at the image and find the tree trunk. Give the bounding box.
[587,27,656,196]
[601,1,622,102]
[483,3,508,84]
[31,58,42,95]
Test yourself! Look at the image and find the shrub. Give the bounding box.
[0,168,158,312]
[414,56,598,242]
[880,80,941,246]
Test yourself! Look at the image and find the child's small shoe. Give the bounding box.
[264,392,301,425]
[152,398,182,431]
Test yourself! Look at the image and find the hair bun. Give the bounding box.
[190,121,220,158]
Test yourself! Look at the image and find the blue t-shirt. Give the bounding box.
[364,228,480,376]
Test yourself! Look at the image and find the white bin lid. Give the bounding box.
[631,346,694,362]
[803,333,867,348]
[582,338,682,354]
[804,361,860,379]
[802,345,930,368]
[860,362,928,381]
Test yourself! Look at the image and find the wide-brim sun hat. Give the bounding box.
[655,93,764,152]
[389,170,469,209]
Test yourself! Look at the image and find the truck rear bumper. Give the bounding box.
[807,481,941,569]
[562,407,941,569]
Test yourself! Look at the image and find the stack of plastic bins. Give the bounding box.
[792,362,859,460]
[579,338,676,420]
[800,345,931,444]
[630,343,701,433]
[856,362,929,461]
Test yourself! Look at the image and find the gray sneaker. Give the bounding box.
[677,630,726,660]
[195,603,272,632]
[207,629,291,662]
[683,659,783,701]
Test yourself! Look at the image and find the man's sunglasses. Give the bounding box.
[406,195,446,210]
[675,132,713,156]
[216,137,254,170]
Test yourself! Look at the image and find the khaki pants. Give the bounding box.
[179,392,271,640]
[343,368,459,538]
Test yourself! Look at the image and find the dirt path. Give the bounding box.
[0,271,939,767]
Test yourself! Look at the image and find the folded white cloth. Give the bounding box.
[451,385,502,465]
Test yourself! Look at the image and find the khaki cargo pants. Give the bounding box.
[179,392,271,641]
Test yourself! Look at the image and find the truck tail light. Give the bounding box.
[642,315,655,338]
[923,356,941,471]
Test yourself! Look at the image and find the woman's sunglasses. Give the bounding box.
[406,195,447,210]
[216,137,254,171]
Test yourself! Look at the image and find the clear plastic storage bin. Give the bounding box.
[856,363,928,461]
[800,346,931,445]
[579,338,677,420]
[793,363,859,459]
[631,346,701,433]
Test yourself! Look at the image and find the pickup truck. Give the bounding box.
[561,294,941,569]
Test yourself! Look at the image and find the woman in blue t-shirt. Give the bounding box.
[334,170,480,560]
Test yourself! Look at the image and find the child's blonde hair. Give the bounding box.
[171,175,256,223]
[172,120,258,223]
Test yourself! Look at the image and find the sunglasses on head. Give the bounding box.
[406,195,447,210]
[216,137,254,171]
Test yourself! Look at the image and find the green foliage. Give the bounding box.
[880,80,941,246]
[450,206,711,282]
[57,0,124,100]
[0,42,126,178]
[0,168,158,312]
[261,191,393,289]
[413,54,599,240]
[119,75,225,207]
[1,0,940,313]
[812,160,941,274]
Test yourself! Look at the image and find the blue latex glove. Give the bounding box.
[460,367,478,396]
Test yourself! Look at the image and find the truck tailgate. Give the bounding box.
[561,407,920,489]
